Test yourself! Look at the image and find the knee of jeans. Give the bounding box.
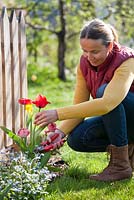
[96,84,107,98]
[67,133,80,151]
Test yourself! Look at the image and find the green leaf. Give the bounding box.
[36,125,46,134]
[34,134,41,147]
[29,119,33,146]
[0,126,27,152]
[0,183,12,199]
[39,152,51,168]
[47,165,62,172]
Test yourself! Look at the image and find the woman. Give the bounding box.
[34,19,134,182]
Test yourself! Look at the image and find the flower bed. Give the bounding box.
[0,94,66,199]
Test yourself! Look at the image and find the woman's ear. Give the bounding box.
[108,42,113,52]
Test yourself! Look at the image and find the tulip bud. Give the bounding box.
[17,128,30,138]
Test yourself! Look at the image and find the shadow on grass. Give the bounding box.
[46,166,133,194]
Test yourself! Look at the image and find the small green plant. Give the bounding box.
[0,184,13,200]
[0,153,52,200]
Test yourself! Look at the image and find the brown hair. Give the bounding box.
[80,19,118,46]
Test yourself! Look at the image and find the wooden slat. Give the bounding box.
[0,16,4,149]
[1,7,13,147]
[18,11,27,128]
[10,10,20,133]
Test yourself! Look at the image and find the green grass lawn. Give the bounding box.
[45,144,134,200]
[28,75,134,200]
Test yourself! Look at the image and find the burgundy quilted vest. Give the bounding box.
[80,42,134,98]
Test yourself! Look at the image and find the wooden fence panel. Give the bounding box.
[0,7,27,150]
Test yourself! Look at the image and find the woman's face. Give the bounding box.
[80,38,112,66]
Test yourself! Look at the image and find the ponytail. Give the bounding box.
[108,24,118,43]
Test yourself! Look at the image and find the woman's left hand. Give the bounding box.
[34,110,58,127]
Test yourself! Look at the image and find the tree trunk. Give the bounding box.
[57,0,66,81]
[57,31,66,81]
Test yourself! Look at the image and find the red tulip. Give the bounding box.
[17,128,30,138]
[18,98,32,105]
[32,94,50,108]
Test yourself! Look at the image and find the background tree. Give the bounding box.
[2,0,134,81]
[25,0,96,80]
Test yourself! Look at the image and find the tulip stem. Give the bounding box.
[32,124,36,147]
[24,105,26,128]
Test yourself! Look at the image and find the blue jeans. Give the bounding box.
[67,84,134,152]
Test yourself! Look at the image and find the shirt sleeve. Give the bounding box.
[57,58,134,121]
[57,64,90,135]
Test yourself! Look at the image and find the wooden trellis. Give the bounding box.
[0,7,27,149]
